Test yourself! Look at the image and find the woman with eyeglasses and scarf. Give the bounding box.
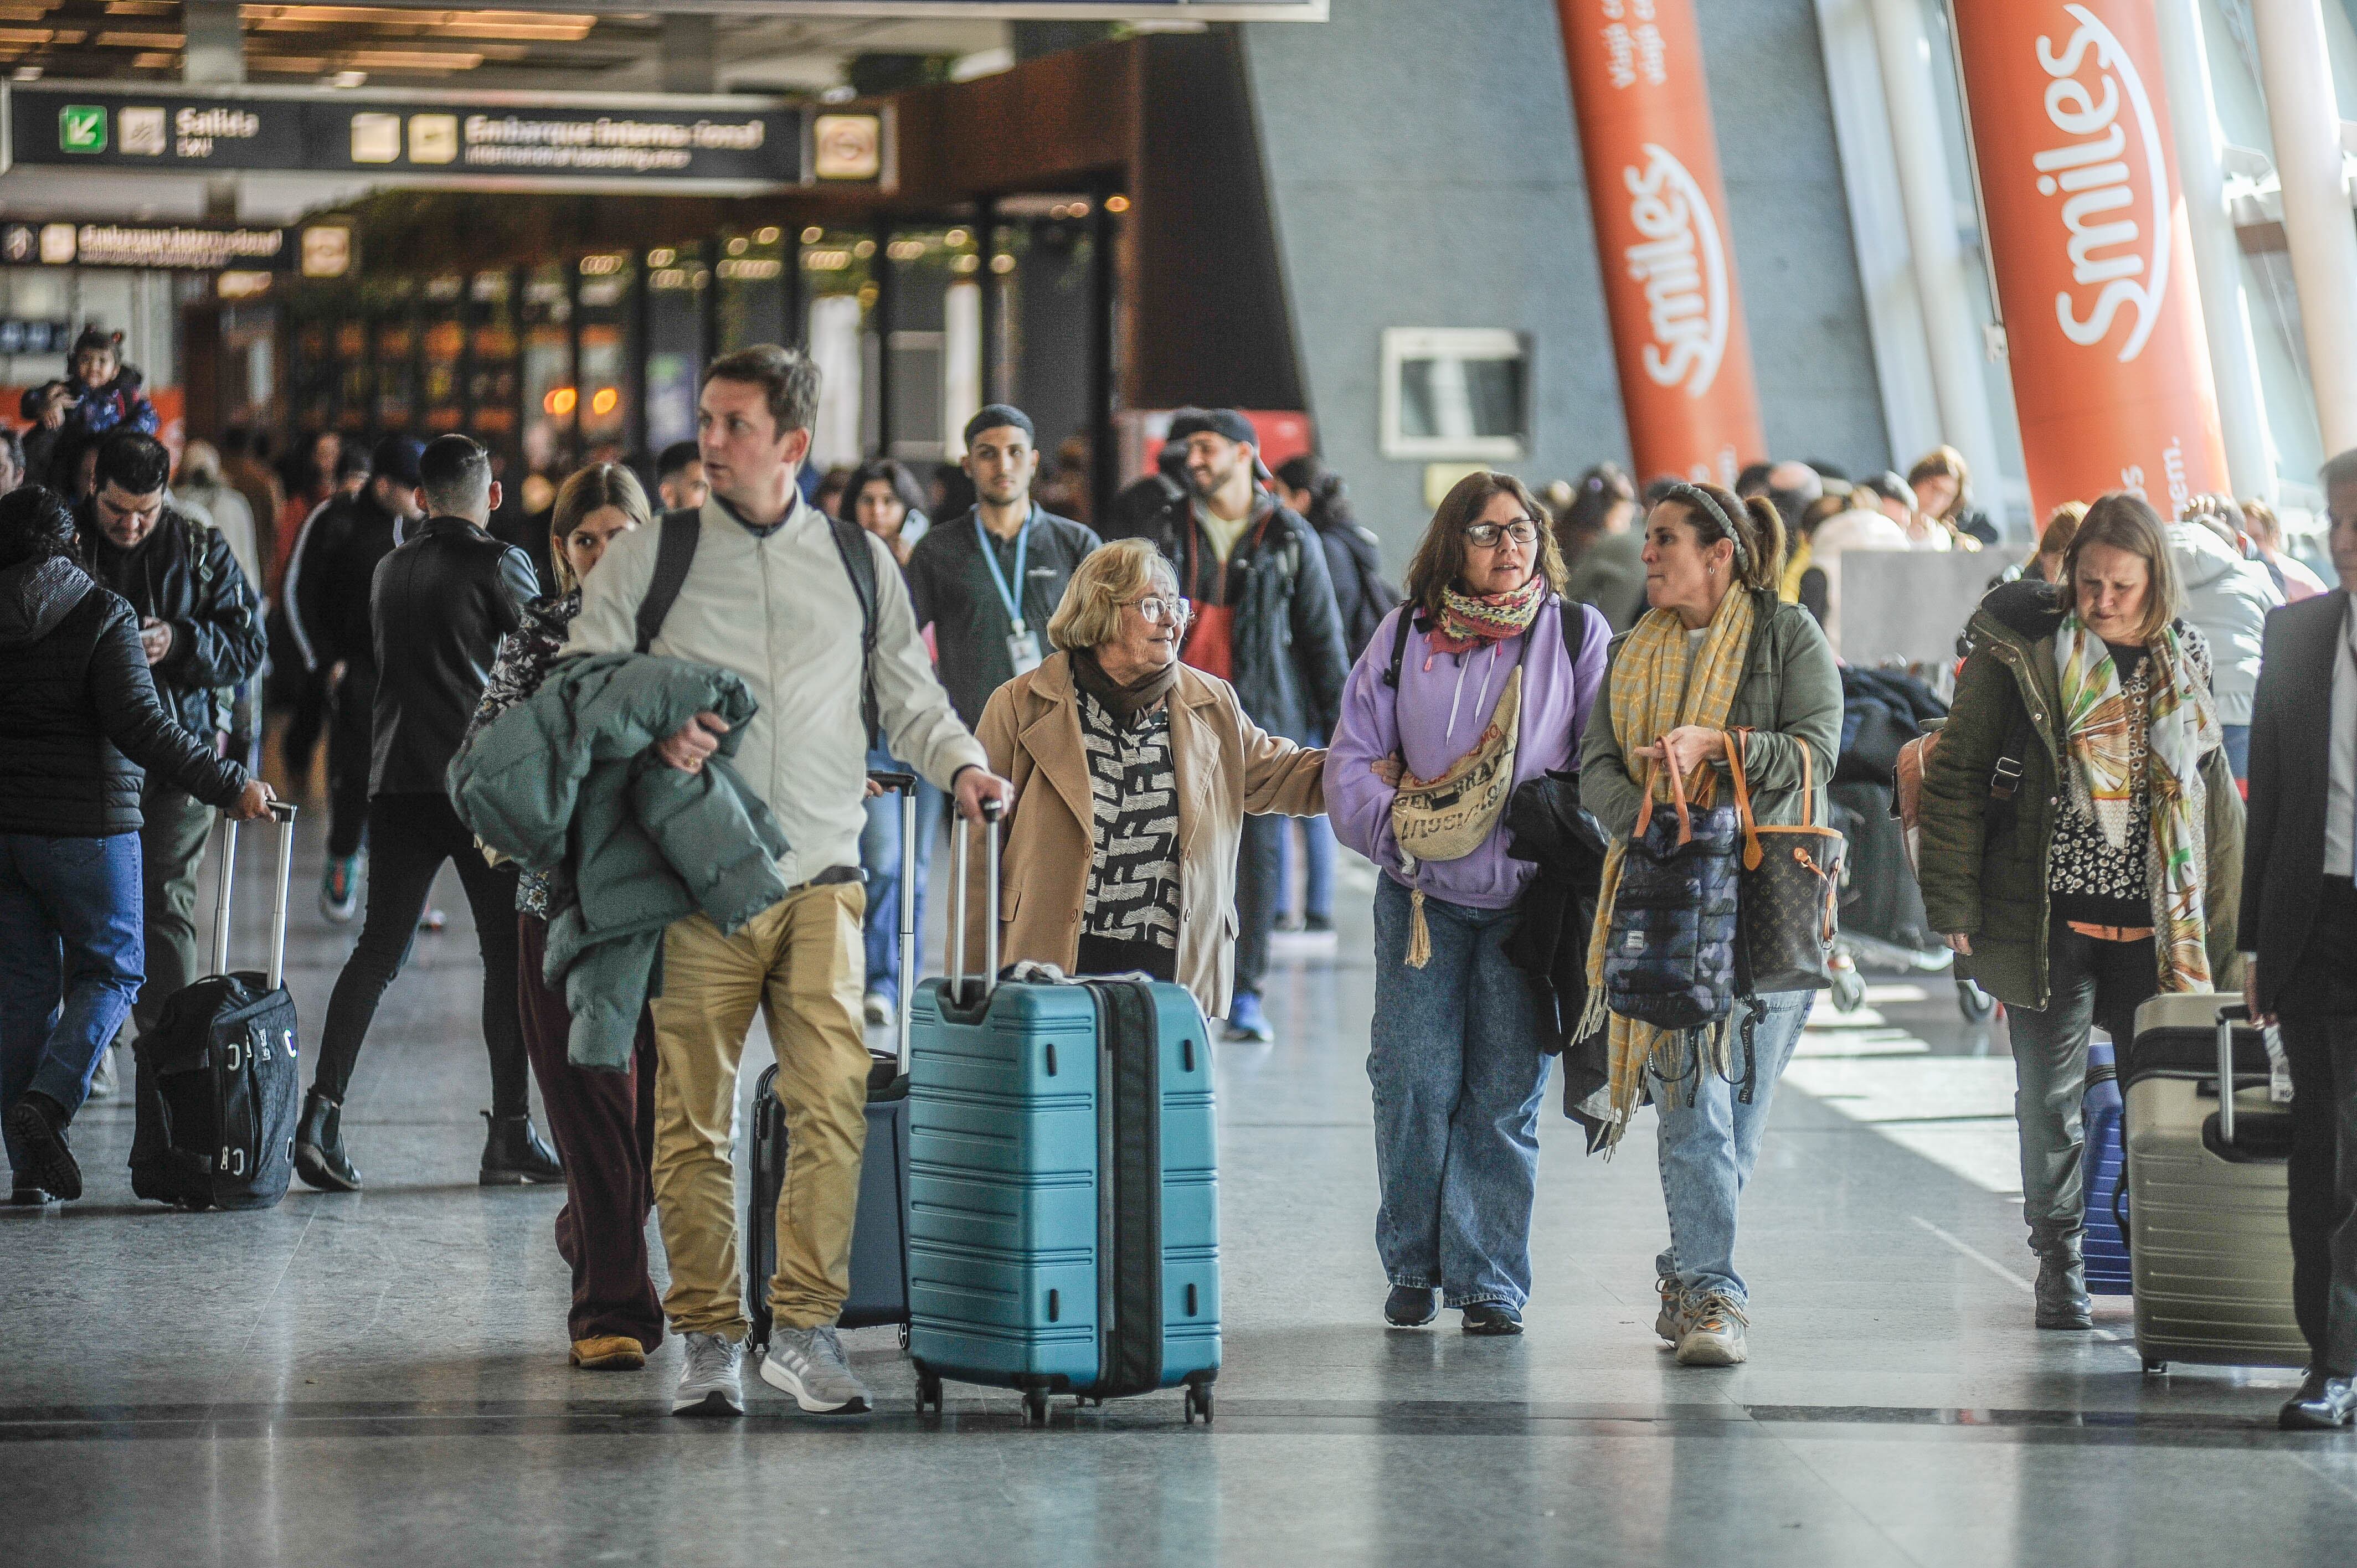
[957,538,1326,1022]
[1328,472,1612,1336]
[1578,481,1841,1368]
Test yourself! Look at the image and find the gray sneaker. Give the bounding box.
[672,1331,744,1416]
[759,1324,873,1414]
[1653,1277,1689,1346]
[1675,1293,1749,1367]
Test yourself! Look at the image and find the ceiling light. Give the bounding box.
[330,69,365,87]
[820,85,854,104]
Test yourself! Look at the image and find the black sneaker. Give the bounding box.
[1461,1302,1525,1336]
[1383,1285,1439,1327]
[1303,914,1335,934]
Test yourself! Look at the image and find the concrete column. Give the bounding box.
[1865,0,2004,498]
[2156,0,2278,498]
[2250,0,2357,458]
[183,0,243,86]
[661,15,717,95]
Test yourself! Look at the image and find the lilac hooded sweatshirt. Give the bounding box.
[1328,596,1610,910]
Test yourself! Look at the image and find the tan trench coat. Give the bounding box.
[956,652,1326,1018]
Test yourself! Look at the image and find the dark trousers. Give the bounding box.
[1075,933,1177,984]
[313,793,527,1115]
[2276,878,2357,1377]
[1231,812,1281,997]
[324,668,374,859]
[517,912,663,1351]
[279,671,327,790]
[2004,917,2157,1245]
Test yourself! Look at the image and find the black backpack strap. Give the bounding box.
[634,508,702,654]
[824,514,881,741]
[1381,604,1418,689]
[1983,694,2039,828]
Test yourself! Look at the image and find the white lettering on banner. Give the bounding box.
[1624,142,1727,396]
[173,107,259,140]
[460,115,767,171]
[2034,4,2169,362]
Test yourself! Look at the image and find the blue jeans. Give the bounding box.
[2221,723,2251,783]
[1274,815,1336,923]
[0,832,144,1173]
[1368,876,1552,1308]
[1650,990,1813,1308]
[858,746,940,1009]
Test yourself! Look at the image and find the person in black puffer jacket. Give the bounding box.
[0,486,273,1205]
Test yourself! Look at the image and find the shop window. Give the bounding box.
[1380,328,1529,461]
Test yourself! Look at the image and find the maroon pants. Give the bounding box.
[517,912,664,1352]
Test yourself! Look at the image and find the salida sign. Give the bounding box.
[1555,0,1763,487]
[1952,1,2227,520]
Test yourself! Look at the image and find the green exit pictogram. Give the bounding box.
[59,105,107,153]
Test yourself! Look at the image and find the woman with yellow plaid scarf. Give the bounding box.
[1578,481,1843,1368]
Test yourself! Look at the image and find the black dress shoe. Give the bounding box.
[1461,1302,1525,1337]
[5,1091,81,1202]
[2279,1369,2357,1431]
[1384,1285,1439,1328]
[481,1111,564,1185]
[292,1087,362,1192]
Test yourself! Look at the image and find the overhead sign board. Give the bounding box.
[0,218,292,271]
[329,2,1324,14]
[0,82,808,189]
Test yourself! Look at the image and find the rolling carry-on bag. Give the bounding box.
[2080,1036,2132,1295]
[2121,994,2305,1371]
[907,809,1222,1425]
[745,772,918,1349]
[130,802,302,1211]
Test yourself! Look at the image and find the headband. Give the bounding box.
[1661,482,1751,574]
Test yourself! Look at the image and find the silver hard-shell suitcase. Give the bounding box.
[2121,994,2305,1372]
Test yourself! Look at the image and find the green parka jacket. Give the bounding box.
[1915,579,2243,1009]
[448,652,792,1070]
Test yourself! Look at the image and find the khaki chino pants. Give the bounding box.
[649,881,871,1338]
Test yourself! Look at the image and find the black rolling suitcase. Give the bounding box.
[746,772,918,1348]
[130,802,303,1211]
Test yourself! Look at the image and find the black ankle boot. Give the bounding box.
[480,1111,563,1186]
[293,1087,362,1192]
[5,1090,81,1202]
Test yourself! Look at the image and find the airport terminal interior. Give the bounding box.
[6,1,2357,1564]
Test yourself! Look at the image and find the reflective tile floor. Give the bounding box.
[6,814,2354,1566]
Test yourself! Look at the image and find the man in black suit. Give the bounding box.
[2243,447,2357,1430]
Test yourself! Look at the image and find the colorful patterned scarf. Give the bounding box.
[1427,570,1547,656]
[1575,586,1759,1147]
[2053,611,2219,991]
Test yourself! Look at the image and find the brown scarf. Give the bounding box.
[1070,647,1181,725]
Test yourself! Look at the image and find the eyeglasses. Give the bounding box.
[1136,595,1192,626]
[1463,519,1541,549]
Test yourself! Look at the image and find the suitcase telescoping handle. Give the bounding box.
[211,801,299,991]
[2217,1002,2247,1147]
[868,770,919,1072]
[947,797,1005,1009]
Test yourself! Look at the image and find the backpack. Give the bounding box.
[1892,703,2038,876]
[632,506,881,739]
[179,512,241,742]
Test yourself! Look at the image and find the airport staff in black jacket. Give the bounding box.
[294,435,560,1195]
[2243,450,2357,1432]
[76,432,266,1050]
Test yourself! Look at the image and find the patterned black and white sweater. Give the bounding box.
[1077,688,1182,949]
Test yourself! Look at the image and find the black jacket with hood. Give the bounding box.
[0,558,248,837]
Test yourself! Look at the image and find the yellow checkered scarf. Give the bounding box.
[1576,587,1758,1148]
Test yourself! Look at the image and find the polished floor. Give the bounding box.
[6,807,2354,1567]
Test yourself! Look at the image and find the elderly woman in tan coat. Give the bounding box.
[963,537,1326,1022]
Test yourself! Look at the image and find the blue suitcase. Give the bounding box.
[2081,1036,2133,1294]
[906,816,1221,1425]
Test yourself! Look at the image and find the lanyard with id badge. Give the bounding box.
[977,510,1043,675]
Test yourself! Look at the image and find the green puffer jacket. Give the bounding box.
[1580,590,1844,839]
[1915,578,2243,1009]
[448,652,792,1070]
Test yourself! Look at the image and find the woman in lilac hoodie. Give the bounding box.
[1329,472,1609,1335]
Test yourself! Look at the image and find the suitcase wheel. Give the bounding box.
[1958,980,1997,1023]
[1830,968,1866,1014]
[897,1322,910,1353]
[2142,1359,2168,1376]
[1184,1383,1214,1425]
[915,1366,943,1415]
[1022,1388,1051,1427]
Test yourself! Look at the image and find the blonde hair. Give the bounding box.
[1047,538,1181,652]
[549,462,651,594]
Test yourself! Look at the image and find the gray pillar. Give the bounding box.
[184,0,244,85]
[661,16,718,95]
[2251,0,2357,459]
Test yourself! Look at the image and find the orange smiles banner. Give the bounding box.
[1556,0,1764,487]
[1951,0,2228,522]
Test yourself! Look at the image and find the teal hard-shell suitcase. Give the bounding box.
[905,816,1221,1424]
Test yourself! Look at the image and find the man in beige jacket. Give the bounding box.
[567,344,1010,1420]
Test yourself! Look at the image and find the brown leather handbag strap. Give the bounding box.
[1725,730,1763,871]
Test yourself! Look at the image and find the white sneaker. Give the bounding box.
[85,1043,119,1101]
[863,992,891,1027]
[672,1330,744,1416]
[760,1325,873,1414]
